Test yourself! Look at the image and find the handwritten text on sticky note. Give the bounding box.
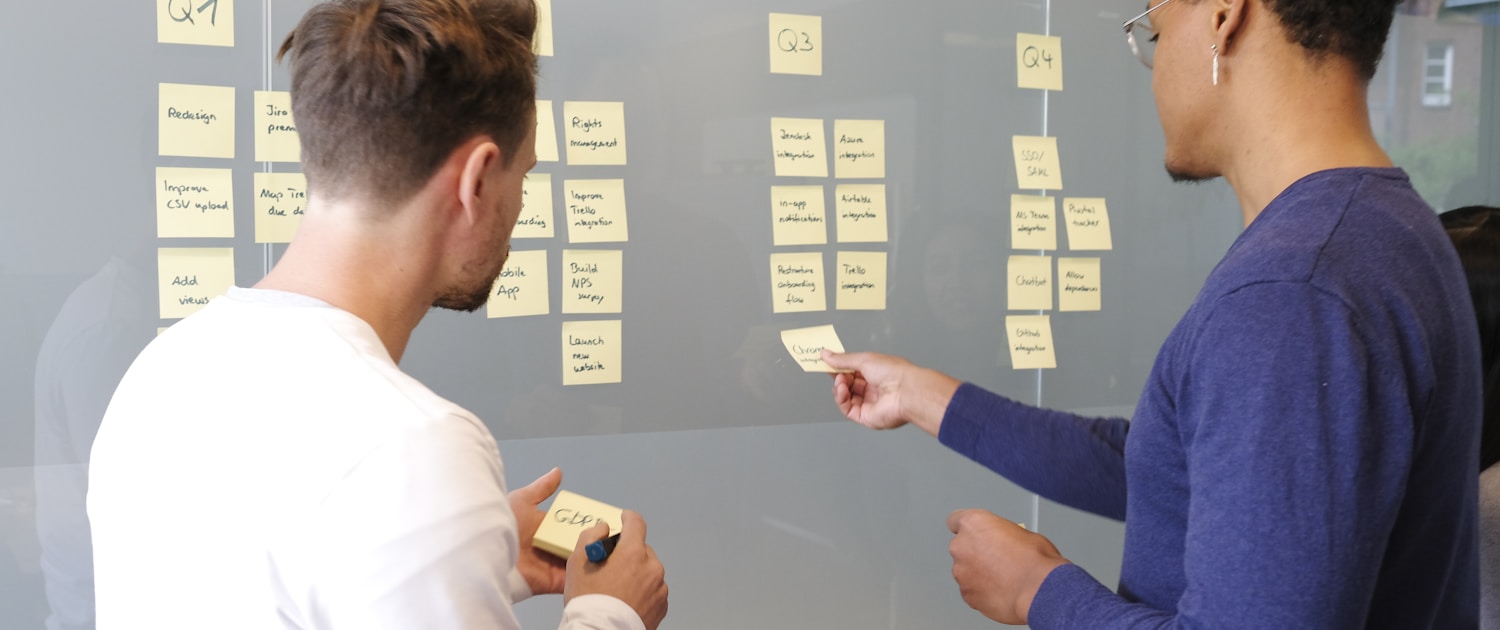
[780,324,847,372]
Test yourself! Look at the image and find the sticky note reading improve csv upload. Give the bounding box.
[1012,136,1062,191]
[1006,315,1057,370]
[534,490,623,558]
[779,324,846,372]
[156,167,234,239]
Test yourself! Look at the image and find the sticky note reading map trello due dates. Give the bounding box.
[779,324,848,373]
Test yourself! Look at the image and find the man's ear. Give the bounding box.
[1211,0,1248,53]
[456,139,502,225]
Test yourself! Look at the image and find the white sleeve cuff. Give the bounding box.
[559,594,646,630]
[506,567,533,603]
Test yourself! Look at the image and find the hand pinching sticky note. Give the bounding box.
[780,324,847,372]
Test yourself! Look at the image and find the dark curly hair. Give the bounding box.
[1261,0,1403,80]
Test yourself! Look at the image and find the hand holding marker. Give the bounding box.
[586,532,622,562]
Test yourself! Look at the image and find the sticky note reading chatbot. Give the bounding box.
[535,490,624,559]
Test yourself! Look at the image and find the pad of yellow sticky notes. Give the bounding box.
[534,490,624,559]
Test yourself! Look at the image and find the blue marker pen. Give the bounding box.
[585,533,621,563]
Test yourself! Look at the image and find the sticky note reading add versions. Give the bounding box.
[160,83,235,159]
[563,101,627,166]
[770,252,826,313]
[1012,136,1062,191]
[488,250,549,318]
[780,324,846,372]
[1006,315,1057,370]
[771,118,828,178]
[158,248,235,320]
[562,320,623,386]
[534,490,623,558]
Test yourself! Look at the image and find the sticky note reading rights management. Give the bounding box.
[780,324,846,372]
[535,490,624,559]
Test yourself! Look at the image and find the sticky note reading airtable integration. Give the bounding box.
[780,324,847,372]
[534,490,624,559]
[835,184,888,243]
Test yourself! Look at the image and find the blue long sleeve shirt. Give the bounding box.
[939,168,1482,628]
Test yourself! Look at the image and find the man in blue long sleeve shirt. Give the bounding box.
[822,0,1483,627]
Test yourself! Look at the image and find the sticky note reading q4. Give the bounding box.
[534,490,625,559]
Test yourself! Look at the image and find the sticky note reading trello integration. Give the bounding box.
[779,324,846,372]
[534,490,624,559]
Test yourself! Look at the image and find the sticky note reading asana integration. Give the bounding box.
[254,172,307,244]
[770,251,826,313]
[1006,315,1057,370]
[771,186,827,246]
[563,101,627,166]
[534,490,623,558]
[561,320,623,386]
[156,167,234,239]
[771,118,828,178]
[779,324,847,372]
[488,250,549,318]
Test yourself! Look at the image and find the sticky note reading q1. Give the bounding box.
[534,490,624,559]
[780,324,847,372]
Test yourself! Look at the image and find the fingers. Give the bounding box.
[574,521,613,553]
[619,509,646,546]
[947,509,976,534]
[511,467,563,505]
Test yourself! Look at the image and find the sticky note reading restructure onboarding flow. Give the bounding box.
[515,174,555,239]
[770,251,826,313]
[779,324,847,372]
[534,490,624,558]
[488,250,549,318]
[771,118,828,178]
[1006,315,1057,370]
[1012,136,1062,191]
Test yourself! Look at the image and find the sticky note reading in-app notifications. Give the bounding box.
[158,247,235,320]
[780,324,847,372]
[488,250,549,318]
[835,184,888,243]
[771,118,828,178]
[563,101,627,166]
[1008,255,1053,311]
[160,83,236,159]
[515,174,555,239]
[1012,135,1062,191]
[1063,197,1113,250]
[254,91,300,163]
[561,249,623,314]
[1006,315,1057,370]
[769,13,822,76]
[1011,194,1057,251]
[836,251,887,311]
[1058,257,1102,312]
[157,167,234,239]
[563,179,628,243]
[254,172,307,244]
[1016,33,1064,91]
[562,320,623,386]
[771,186,827,246]
[770,251,826,313]
[833,119,885,179]
[536,100,560,162]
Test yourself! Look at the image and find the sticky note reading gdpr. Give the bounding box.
[780,324,847,372]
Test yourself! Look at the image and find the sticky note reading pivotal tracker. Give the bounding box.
[160,83,235,159]
[488,250,549,318]
[771,118,828,178]
[254,91,300,163]
[564,101,627,166]
[562,320,623,386]
[156,167,234,239]
[770,252,826,313]
[1006,315,1057,370]
[254,172,307,243]
[1012,136,1062,191]
[779,324,846,372]
[1063,197,1112,250]
[771,186,827,246]
[534,490,623,558]
[158,248,235,320]
[1011,194,1056,251]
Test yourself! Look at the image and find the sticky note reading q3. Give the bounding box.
[780,324,847,372]
[534,490,624,559]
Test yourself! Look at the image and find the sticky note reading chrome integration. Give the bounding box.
[535,490,623,558]
[779,324,846,372]
[769,13,822,76]
[158,247,235,320]
[771,186,827,246]
[1016,33,1063,91]
[254,172,307,243]
[770,251,826,313]
[254,91,300,163]
[1063,197,1112,250]
[1011,194,1057,251]
[561,249,623,314]
[488,250,549,318]
[536,100,560,162]
[833,119,885,179]
[564,179,627,243]
[562,320,623,386]
[1008,255,1053,311]
[836,251,887,311]
[157,0,234,47]
[1058,257,1102,312]
[156,167,234,239]
[1006,315,1057,370]
[515,174,555,239]
[835,184,888,243]
[1012,136,1062,191]
[564,101,627,166]
[771,118,828,178]
[160,83,236,159]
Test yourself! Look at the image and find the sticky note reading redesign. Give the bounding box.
[536,100,560,162]
[157,0,235,47]
[779,324,846,372]
[836,251,887,311]
[1058,257,1102,312]
[1016,33,1064,91]
[158,248,235,320]
[771,186,827,246]
[533,0,554,57]
[564,179,628,243]
[1006,315,1057,370]
[488,250,549,318]
[159,83,235,159]
[770,252,826,313]
[563,101,627,166]
[254,91,300,163]
[562,320,623,386]
[833,120,885,179]
[534,490,623,558]
[515,174,555,239]
[1012,136,1062,191]
[1011,194,1057,251]
[835,184,888,243]
[156,167,234,239]
[561,249,623,314]
[1063,197,1113,250]
[769,13,822,76]
[1008,255,1053,311]
[771,118,828,178]
[254,172,307,243]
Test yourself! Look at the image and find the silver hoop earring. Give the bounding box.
[1212,44,1220,86]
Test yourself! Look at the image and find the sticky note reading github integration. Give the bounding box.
[534,490,624,558]
[779,324,847,372]
[1006,315,1057,370]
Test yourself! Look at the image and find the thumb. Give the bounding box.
[512,467,563,506]
[821,349,861,371]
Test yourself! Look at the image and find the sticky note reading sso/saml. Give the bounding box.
[780,324,846,372]
[535,490,624,558]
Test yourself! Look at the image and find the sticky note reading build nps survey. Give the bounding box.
[1011,194,1057,251]
[564,101,627,166]
[156,167,234,239]
[1063,197,1113,250]
[1006,315,1057,370]
[771,186,827,246]
[1012,136,1062,191]
[835,184,888,243]
[769,13,822,76]
[562,320,623,386]
[160,83,236,159]
[562,249,623,314]
[1016,33,1063,91]
[833,119,885,180]
[771,251,826,313]
[771,118,828,178]
[254,172,307,244]
[157,0,234,47]
[534,490,623,558]
[488,250,549,318]
[1008,255,1053,311]
[254,91,300,163]
[779,324,846,372]
[565,179,628,243]
[515,173,555,239]
[158,248,235,320]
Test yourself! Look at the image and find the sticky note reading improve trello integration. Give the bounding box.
[534,490,625,559]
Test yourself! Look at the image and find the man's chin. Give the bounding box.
[1165,163,1218,184]
[432,288,490,313]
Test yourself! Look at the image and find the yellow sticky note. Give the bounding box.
[835,184,888,243]
[1008,255,1052,311]
[534,490,622,558]
[1058,258,1102,312]
[536,100,560,162]
[1006,315,1057,369]
[562,320,623,386]
[1016,33,1063,91]
[561,249,623,314]
[769,13,822,76]
[771,118,828,178]
[160,83,236,159]
[564,179,628,243]
[1063,197,1113,250]
[516,174,555,239]
[253,91,300,163]
[158,248,235,320]
[156,167,234,239]
[488,250,549,318]
[533,0,554,57]
[1011,194,1057,251]
[563,101,627,166]
[770,251,826,313]
[157,0,234,47]
[836,251,887,311]
[833,120,885,179]
[779,324,846,372]
[253,172,307,244]
[771,186,827,246]
[1013,136,1062,191]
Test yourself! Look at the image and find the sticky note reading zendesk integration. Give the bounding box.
[1012,136,1062,191]
[1006,315,1057,370]
[488,250,549,318]
[254,172,307,243]
[562,320,623,386]
[533,0,554,57]
[536,100,560,162]
[779,324,846,372]
[515,174,555,239]
[563,101,627,166]
[1011,194,1057,251]
[769,13,822,76]
[561,249,623,314]
[254,91,300,163]
[836,251,887,311]
[160,83,236,159]
[1008,255,1053,311]
[158,247,235,320]
[771,186,827,246]
[835,184,888,243]
[1058,257,1102,312]
[771,118,828,178]
[535,490,621,558]
[157,167,234,239]
[1016,33,1064,91]
[770,251,826,313]
[563,179,627,243]
[833,120,885,179]
[157,0,234,47]
[1063,197,1113,250]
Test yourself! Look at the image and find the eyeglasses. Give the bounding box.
[1122,0,1173,69]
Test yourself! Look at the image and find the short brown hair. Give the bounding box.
[278,0,537,204]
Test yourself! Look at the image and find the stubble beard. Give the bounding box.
[433,246,511,313]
